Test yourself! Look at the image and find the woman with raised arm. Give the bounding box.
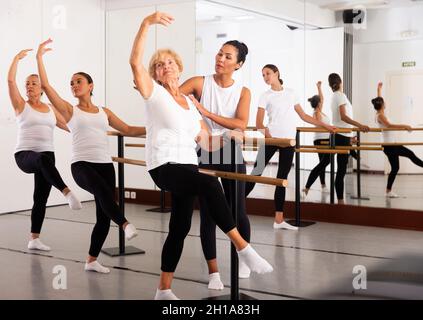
[245,65,336,230]
[36,39,144,274]
[373,82,423,198]
[328,73,370,204]
[8,49,82,252]
[130,12,273,300]
[180,38,252,285]
[303,81,331,195]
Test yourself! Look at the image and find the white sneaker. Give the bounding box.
[28,238,51,251]
[321,185,329,193]
[154,289,180,300]
[124,224,138,241]
[273,221,298,231]
[239,260,251,279]
[84,261,110,274]
[208,272,224,290]
[386,191,400,198]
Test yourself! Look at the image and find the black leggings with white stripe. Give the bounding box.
[245,145,295,212]
[149,163,236,273]
[71,162,127,258]
[383,145,423,190]
[15,151,67,234]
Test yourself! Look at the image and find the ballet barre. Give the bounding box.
[126,143,146,148]
[359,142,423,146]
[300,145,384,151]
[112,157,288,188]
[295,148,349,154]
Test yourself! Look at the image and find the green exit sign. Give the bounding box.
[402,61,416,68]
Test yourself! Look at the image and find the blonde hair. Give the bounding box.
[148,49,184,81]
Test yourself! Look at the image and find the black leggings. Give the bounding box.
[71,162,127,258]
[245,146,295,212]
[383,145,423,190]
[15,151,67,234]
[149,163,236,272]
[197,143,250,261]
[334,134,351,200]
[305,139,330,189]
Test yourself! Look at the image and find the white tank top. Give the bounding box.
[375,113,395,143]
[200,75,243,135]
[15,103,56,153]
[314,112,331,140]
[67,106,112,164]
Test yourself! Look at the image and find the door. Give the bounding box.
[386,71,423,174]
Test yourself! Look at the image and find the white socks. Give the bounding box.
[273,221,298,231]
[237,244,273,275]
[208,272,224,290]
[155,289,180,300]
[65,191,82,210]
[386,191,399,198]
[28,238,51,251]
[239,260,251,279]
[85,261,110,274]
[124,223,138,241]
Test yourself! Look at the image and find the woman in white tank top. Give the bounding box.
[180,40,253,287]
[373,82,423,198]
[246,66,335,233]
[36,39,145,274]
[7,49,82,252]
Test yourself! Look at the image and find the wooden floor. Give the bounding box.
[1,201,423,300]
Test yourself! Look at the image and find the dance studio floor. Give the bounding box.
[248,165,423,211]
[1,196,423,300]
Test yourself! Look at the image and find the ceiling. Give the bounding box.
[304,0,423,10]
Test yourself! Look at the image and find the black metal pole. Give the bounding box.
[230,139,239,301]
[118,135,125,255]
[356,131,362,198]
[330,133,335,204]
[295,130,301,226]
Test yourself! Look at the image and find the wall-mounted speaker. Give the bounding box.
[343,9,365,24]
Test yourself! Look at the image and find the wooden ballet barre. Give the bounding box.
[359,142,423,146]
[125,143,146,148]
[243,137,296,147]
[112,157,288,187]
[295,148,349,154]
[300,145,383,151]
[108,131,146,138]
[380,127,423,132]
[296,127,352,134]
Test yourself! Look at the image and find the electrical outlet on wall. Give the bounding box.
[131,192,136,199]
[125,191,130,199]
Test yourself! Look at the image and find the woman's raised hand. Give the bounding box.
[143,12,174,27]
[36,39,53,58]
[15,49,32,60]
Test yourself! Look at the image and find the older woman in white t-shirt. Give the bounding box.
[328,73,370,204]
[130,12,273,301]
[245,64,336,230]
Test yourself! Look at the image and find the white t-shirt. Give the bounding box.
[258,88,300,139]
[375,113,395,143]
[314,112,331,141]
[15,103,56,153]
[200,75,243,136]
[67,106,112,164]
[144,81,203,171]
[331,91,354,137]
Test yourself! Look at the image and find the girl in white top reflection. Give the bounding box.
[246,65,335,230]
[373,82,423,198]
